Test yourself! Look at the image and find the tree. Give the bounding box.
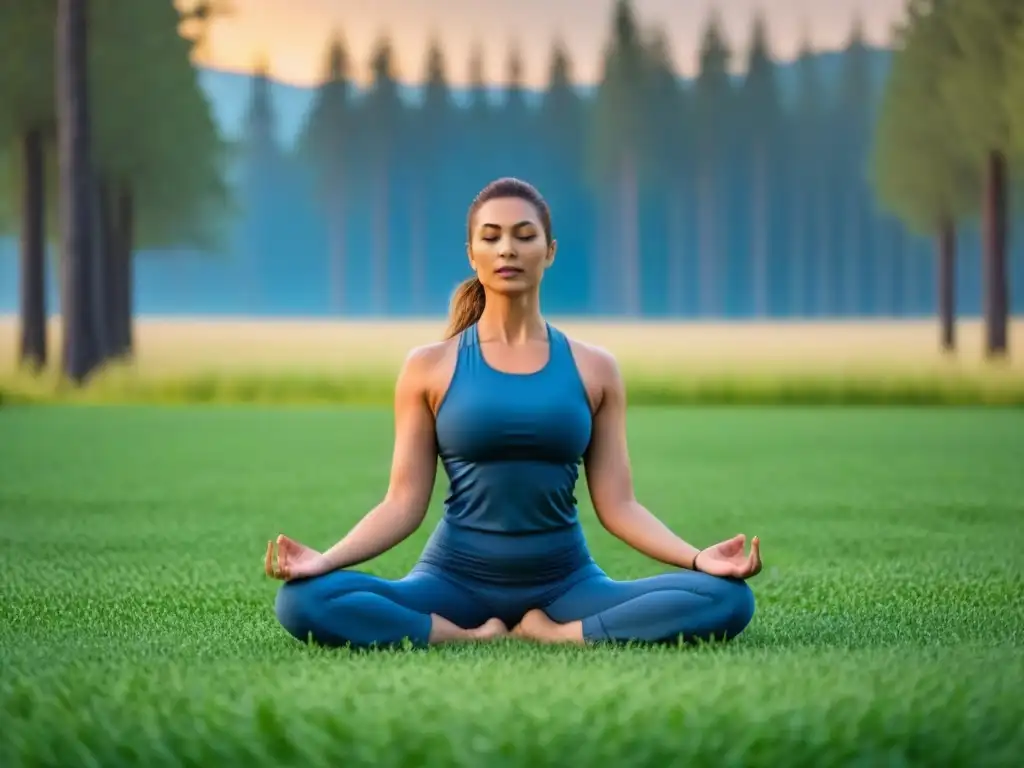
[1004,14,1024,201]
[871,0,979,352]
[692,10,733,317]
[642,29,690,316]
[738,12,783,317]
[0,1,56,372]
[588,0,651,315]
[361,35,404,314]
[835,15,875,315]
[537,39,591,315]
[56,0,99,384]
[90,0,231,358]
[411,35,454,313]
[940,0,1023,358]
[296,33,355,314]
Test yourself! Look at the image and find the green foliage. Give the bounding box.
[294,33,354,199]
[0,0,231,253]
[0,1,59,245]
[739,13,782,138]
[587,0,657,187]
[3,365,1023,407]
[2,406,1024,765]
[693,10,734,156]
[0,147,12,235]
[870,0,980,235]
[1006,21,1024,164]
[939,0,1024,164]
[89,0,232,252]
[0,0,55,141]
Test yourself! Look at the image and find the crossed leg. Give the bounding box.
[274,566,505,650]
[514,568,756,646]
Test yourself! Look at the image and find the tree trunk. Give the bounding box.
[373,166,389,315]
[327,184,346,315]
[698,163,716,317]
[751,143,769,318]
[982,149,1008,358]
[843,186,860,316]
[18,127,47,372]
[93,176,114,363]
[666,184,685,316]
[409,185,425,315]
[57,0,99,384]
[620,152,640,316]
[113,185,135,358]
[789,180,805,318]
[937,217,956,353]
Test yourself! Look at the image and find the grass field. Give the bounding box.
[2,404,1023,766]
[2,316,1023,405]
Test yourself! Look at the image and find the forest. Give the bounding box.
[1,0,1022,385]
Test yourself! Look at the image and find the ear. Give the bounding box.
[466,241,476,272]
[545,239,558,267]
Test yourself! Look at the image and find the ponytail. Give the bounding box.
[444,276,485,339]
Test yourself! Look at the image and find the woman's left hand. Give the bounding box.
[693,534,762,579]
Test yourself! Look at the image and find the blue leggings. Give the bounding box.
[274,561,755,650]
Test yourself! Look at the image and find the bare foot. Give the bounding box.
[511,609,584,644]
[468,618,509,641]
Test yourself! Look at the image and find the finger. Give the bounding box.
[264,540,274,577]
[748,536,762,575]
[277,537,288,579]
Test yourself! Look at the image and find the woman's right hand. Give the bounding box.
[264,535,328,581]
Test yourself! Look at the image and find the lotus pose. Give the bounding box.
[265,178,762,649]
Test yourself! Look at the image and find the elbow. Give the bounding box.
[382,491,430,527]
[593,499,634,534]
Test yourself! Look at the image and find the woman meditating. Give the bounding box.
[265,177,761,649]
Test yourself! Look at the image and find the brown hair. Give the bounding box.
[444,177,553,339]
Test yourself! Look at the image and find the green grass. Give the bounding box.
[3,363,1024,406]
[2,405,1023,766]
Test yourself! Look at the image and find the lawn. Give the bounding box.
[1,404,1023,767]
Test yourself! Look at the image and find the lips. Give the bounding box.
[496,267,523,276]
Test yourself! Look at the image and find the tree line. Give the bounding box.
[1,0,1021,388]
[0,0,228,383]
[228,0,1022,355]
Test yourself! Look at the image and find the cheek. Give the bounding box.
[470,244,496,265]
[524,243,550,268]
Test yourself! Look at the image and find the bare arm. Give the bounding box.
[316,346,441,572]
[582,350,702,570]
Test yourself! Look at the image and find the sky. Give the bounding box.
[180,0,908,88]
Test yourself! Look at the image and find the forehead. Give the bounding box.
[474,196,540,228]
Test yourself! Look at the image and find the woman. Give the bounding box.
[265,177,762,649]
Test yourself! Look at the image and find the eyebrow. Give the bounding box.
[480,220,536,229]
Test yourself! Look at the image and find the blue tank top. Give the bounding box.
[434,322,594,534]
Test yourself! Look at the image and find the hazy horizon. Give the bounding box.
[182,0,907,88]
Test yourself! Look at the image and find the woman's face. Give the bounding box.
[467,196,555,296]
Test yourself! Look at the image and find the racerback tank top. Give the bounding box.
[433,322,594,534]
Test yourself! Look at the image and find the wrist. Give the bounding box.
[692,548,704,572]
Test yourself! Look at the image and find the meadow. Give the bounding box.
[1,316,1024,405]
[1,402,1023,766]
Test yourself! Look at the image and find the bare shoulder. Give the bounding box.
[399,337,460,413]
[566,336,624,411]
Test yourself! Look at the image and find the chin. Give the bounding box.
[490,282,534,298]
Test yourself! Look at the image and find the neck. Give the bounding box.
[477,291,545,344]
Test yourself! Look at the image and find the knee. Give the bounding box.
[715,577,756,638]
[274,578,321,642]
